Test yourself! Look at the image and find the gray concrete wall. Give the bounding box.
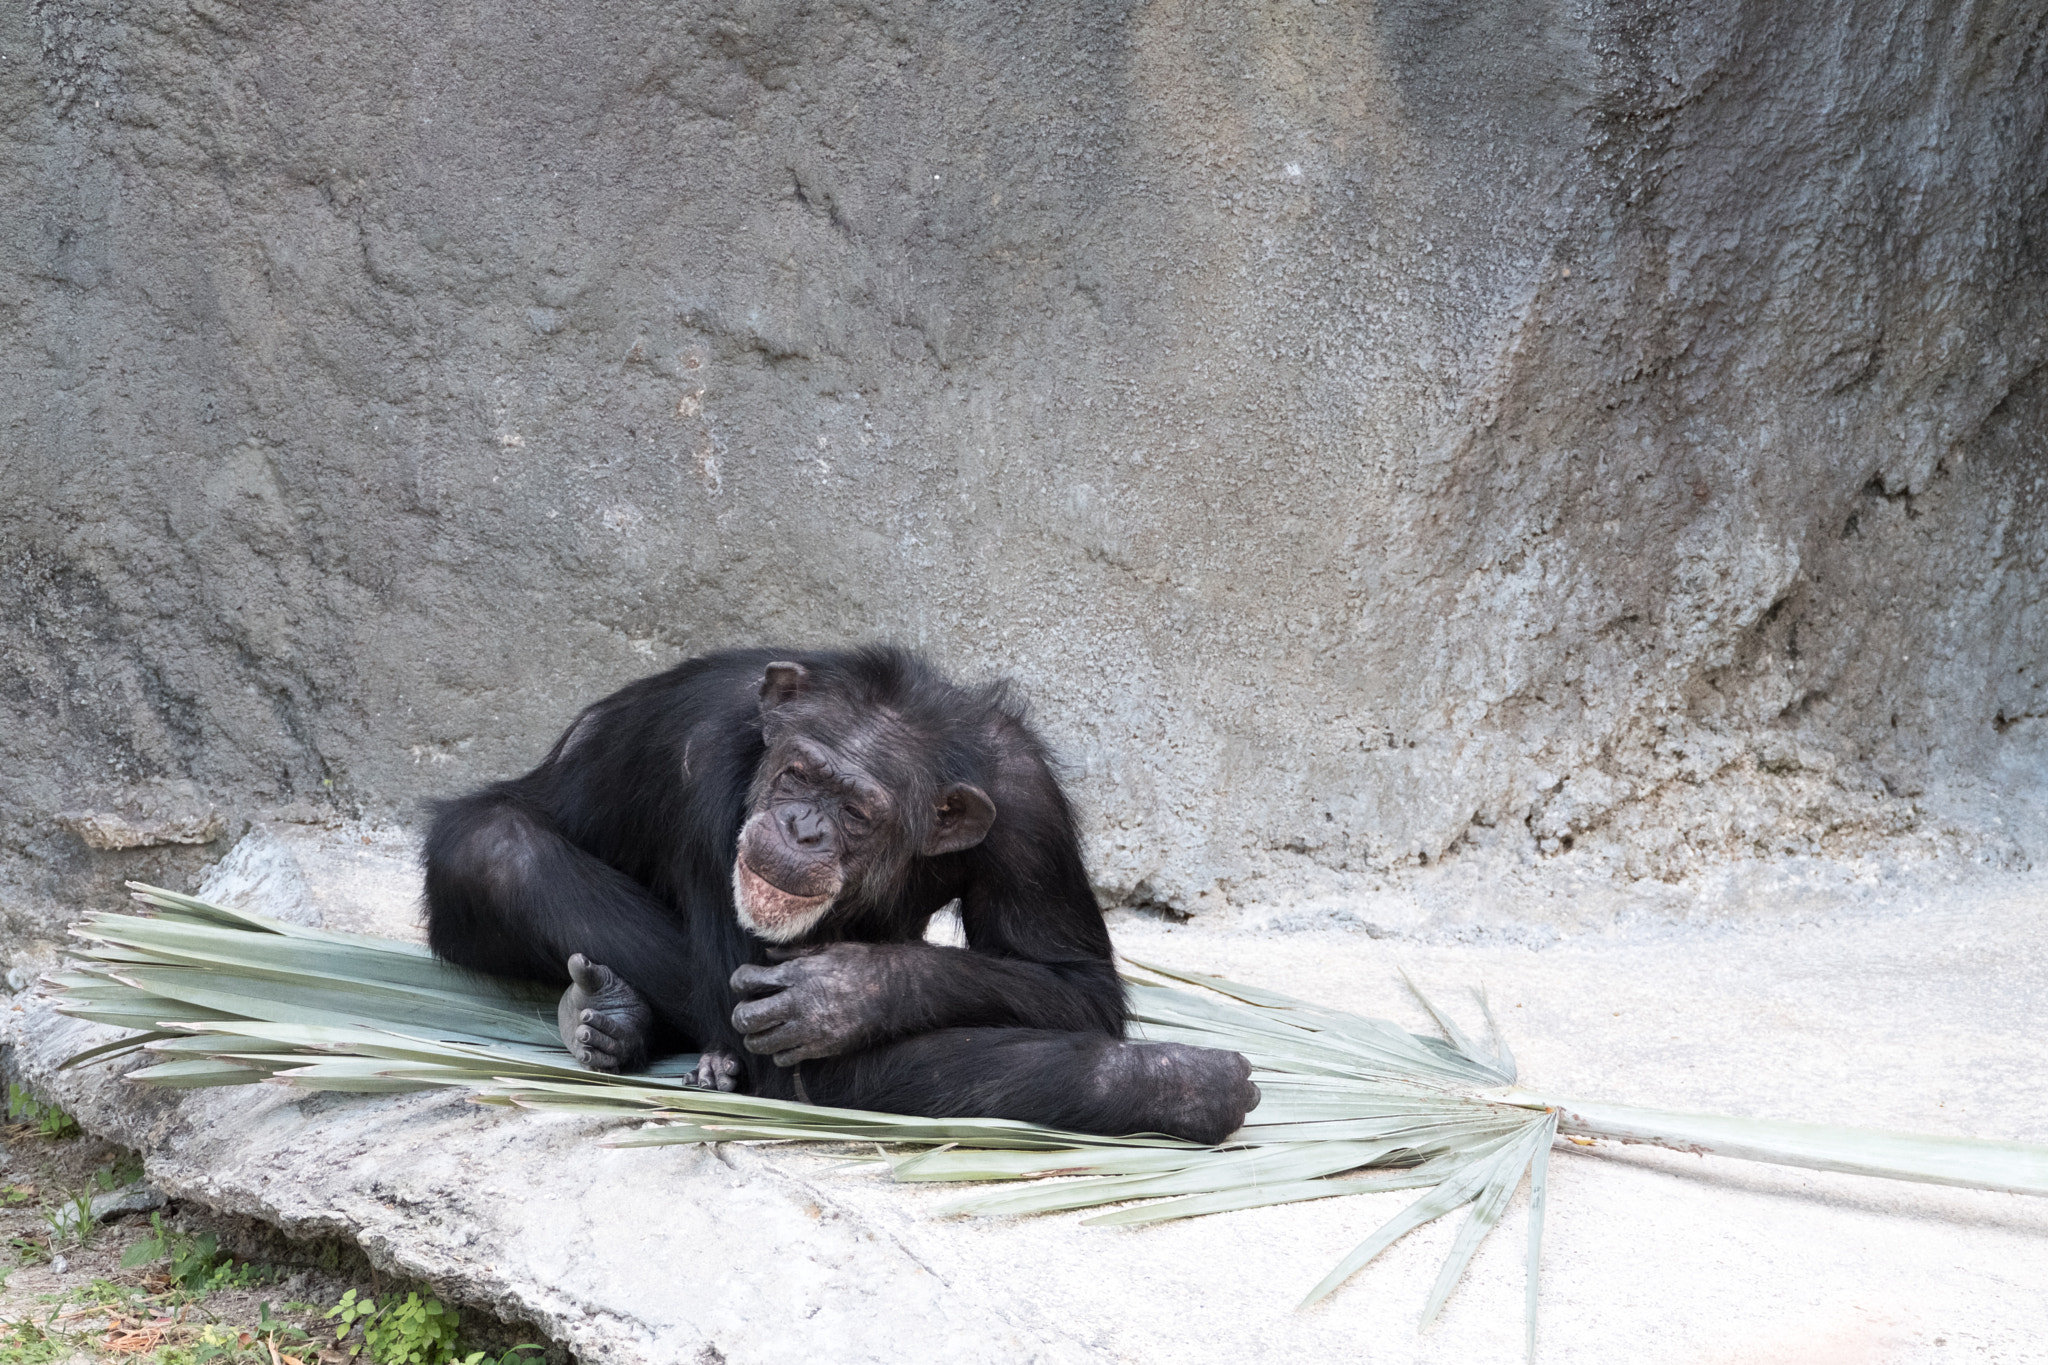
[5,0,2045,937]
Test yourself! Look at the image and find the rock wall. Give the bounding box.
[4,0,2044,937]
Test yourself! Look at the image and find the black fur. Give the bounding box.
[424,646,1256,1143]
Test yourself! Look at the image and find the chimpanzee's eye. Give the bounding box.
[842,804,869,824]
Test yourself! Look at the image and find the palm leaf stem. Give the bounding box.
[1488,1090,2048,1197]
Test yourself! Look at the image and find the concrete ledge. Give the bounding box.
[9,855,2047,1364]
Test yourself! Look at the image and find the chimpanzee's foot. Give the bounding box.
[557,954,653,1074]
[1103,1042,1261,1146]
[689,1048,742,1091]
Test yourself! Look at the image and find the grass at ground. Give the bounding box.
[0,1088,568,1365]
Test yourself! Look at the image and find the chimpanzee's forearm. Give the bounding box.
[874,942,1126,1037]
[729,941,1124,1066]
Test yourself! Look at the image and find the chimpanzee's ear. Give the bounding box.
[924,783,997,856]
[758,661,810,713]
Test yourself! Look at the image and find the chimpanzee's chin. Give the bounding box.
[732,858,836,943]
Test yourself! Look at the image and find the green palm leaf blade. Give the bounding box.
[1297,1143,1517,1309]
[888,1146,1213,1183]
[1127,963,1497,1082]
[593,1122,734,1143]
[72,923,562,1039]
[100,965,558,1047]
[1476,989,1518,1081]
[1400,970,1514,1083]
[122,883,438,957]
[79,916,485,994]
[57,1030,180,1069]
[144,1034,307,1055]
[1525,1111,1558,1363]
[84,909,555,1006]
[939,1140,1418,1219]
[1121,958,1329,1011]
[123,1058,280,1088]
[264,1059,471,1094]
[1231,1114,1528,1146]
[478,1076,1197,1149]
[1083,1140,1528,1228]
[1417,1118,1553,1330]
[1126,982,1479,1080]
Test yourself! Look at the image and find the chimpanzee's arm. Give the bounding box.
[425,789,743,1063]
[729,798,1125,1064]
[800,1027,1258,1145]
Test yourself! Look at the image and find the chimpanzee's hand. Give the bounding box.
[689,1048,742,1091]
[729,943,898,1066]
[557,953,653,1074]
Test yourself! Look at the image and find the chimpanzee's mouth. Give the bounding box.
[732,857,838,942]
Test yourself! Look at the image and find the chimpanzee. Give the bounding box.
[422,646,1259,1145]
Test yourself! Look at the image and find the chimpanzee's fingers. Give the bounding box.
[730,993,798,1034]
[729,962,794,997]
[691,1050,742,1091]
[567,953,605,994]
[762,945,827,963]
[737,1021,811,1057]
[576,1022,627,1056]
[567,1024,621,1072]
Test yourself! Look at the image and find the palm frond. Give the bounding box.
[46,883,2048,1360]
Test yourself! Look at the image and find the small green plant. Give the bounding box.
[0,1317,67,1365]
[456,1350,543,1365]
[119,1212,231,1291]
[0,1185,34,1207]
[329,1289,458,1365]
[4,1087,78,1141]
[7,1235,50,1267]
[326,1290,533,1365]
[256,1300,312,1353]
[183,1321,244,1365]
[41,1191,95,1248]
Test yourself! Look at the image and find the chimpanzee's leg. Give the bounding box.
[795,1029,1260,1146]
[424,793,733,1078]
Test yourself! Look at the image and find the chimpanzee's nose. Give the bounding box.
[786,807,829,846]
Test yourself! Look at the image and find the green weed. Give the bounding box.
[116,1212,266,1293]
[3,1088,77,1141]
[327,1290,541,1365]
[42,1191,95,1249]
[0,1318,66,1365]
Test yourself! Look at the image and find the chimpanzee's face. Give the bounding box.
[732,733,889,941]
[730,663,996,943]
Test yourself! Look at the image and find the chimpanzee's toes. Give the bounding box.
[690,1048,741,1091]
[1112,1042,1261,1146]
[557,956,653,1073]
[570,1020,624,1072]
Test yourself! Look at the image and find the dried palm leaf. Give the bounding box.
[48,884,2048,1359]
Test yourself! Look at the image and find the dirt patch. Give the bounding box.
[0,1100,568,1365]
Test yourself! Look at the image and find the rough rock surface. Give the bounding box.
[8,830,2046,1365]
[4,0,2045,937]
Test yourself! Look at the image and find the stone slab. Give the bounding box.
[9,834,2045,1365]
